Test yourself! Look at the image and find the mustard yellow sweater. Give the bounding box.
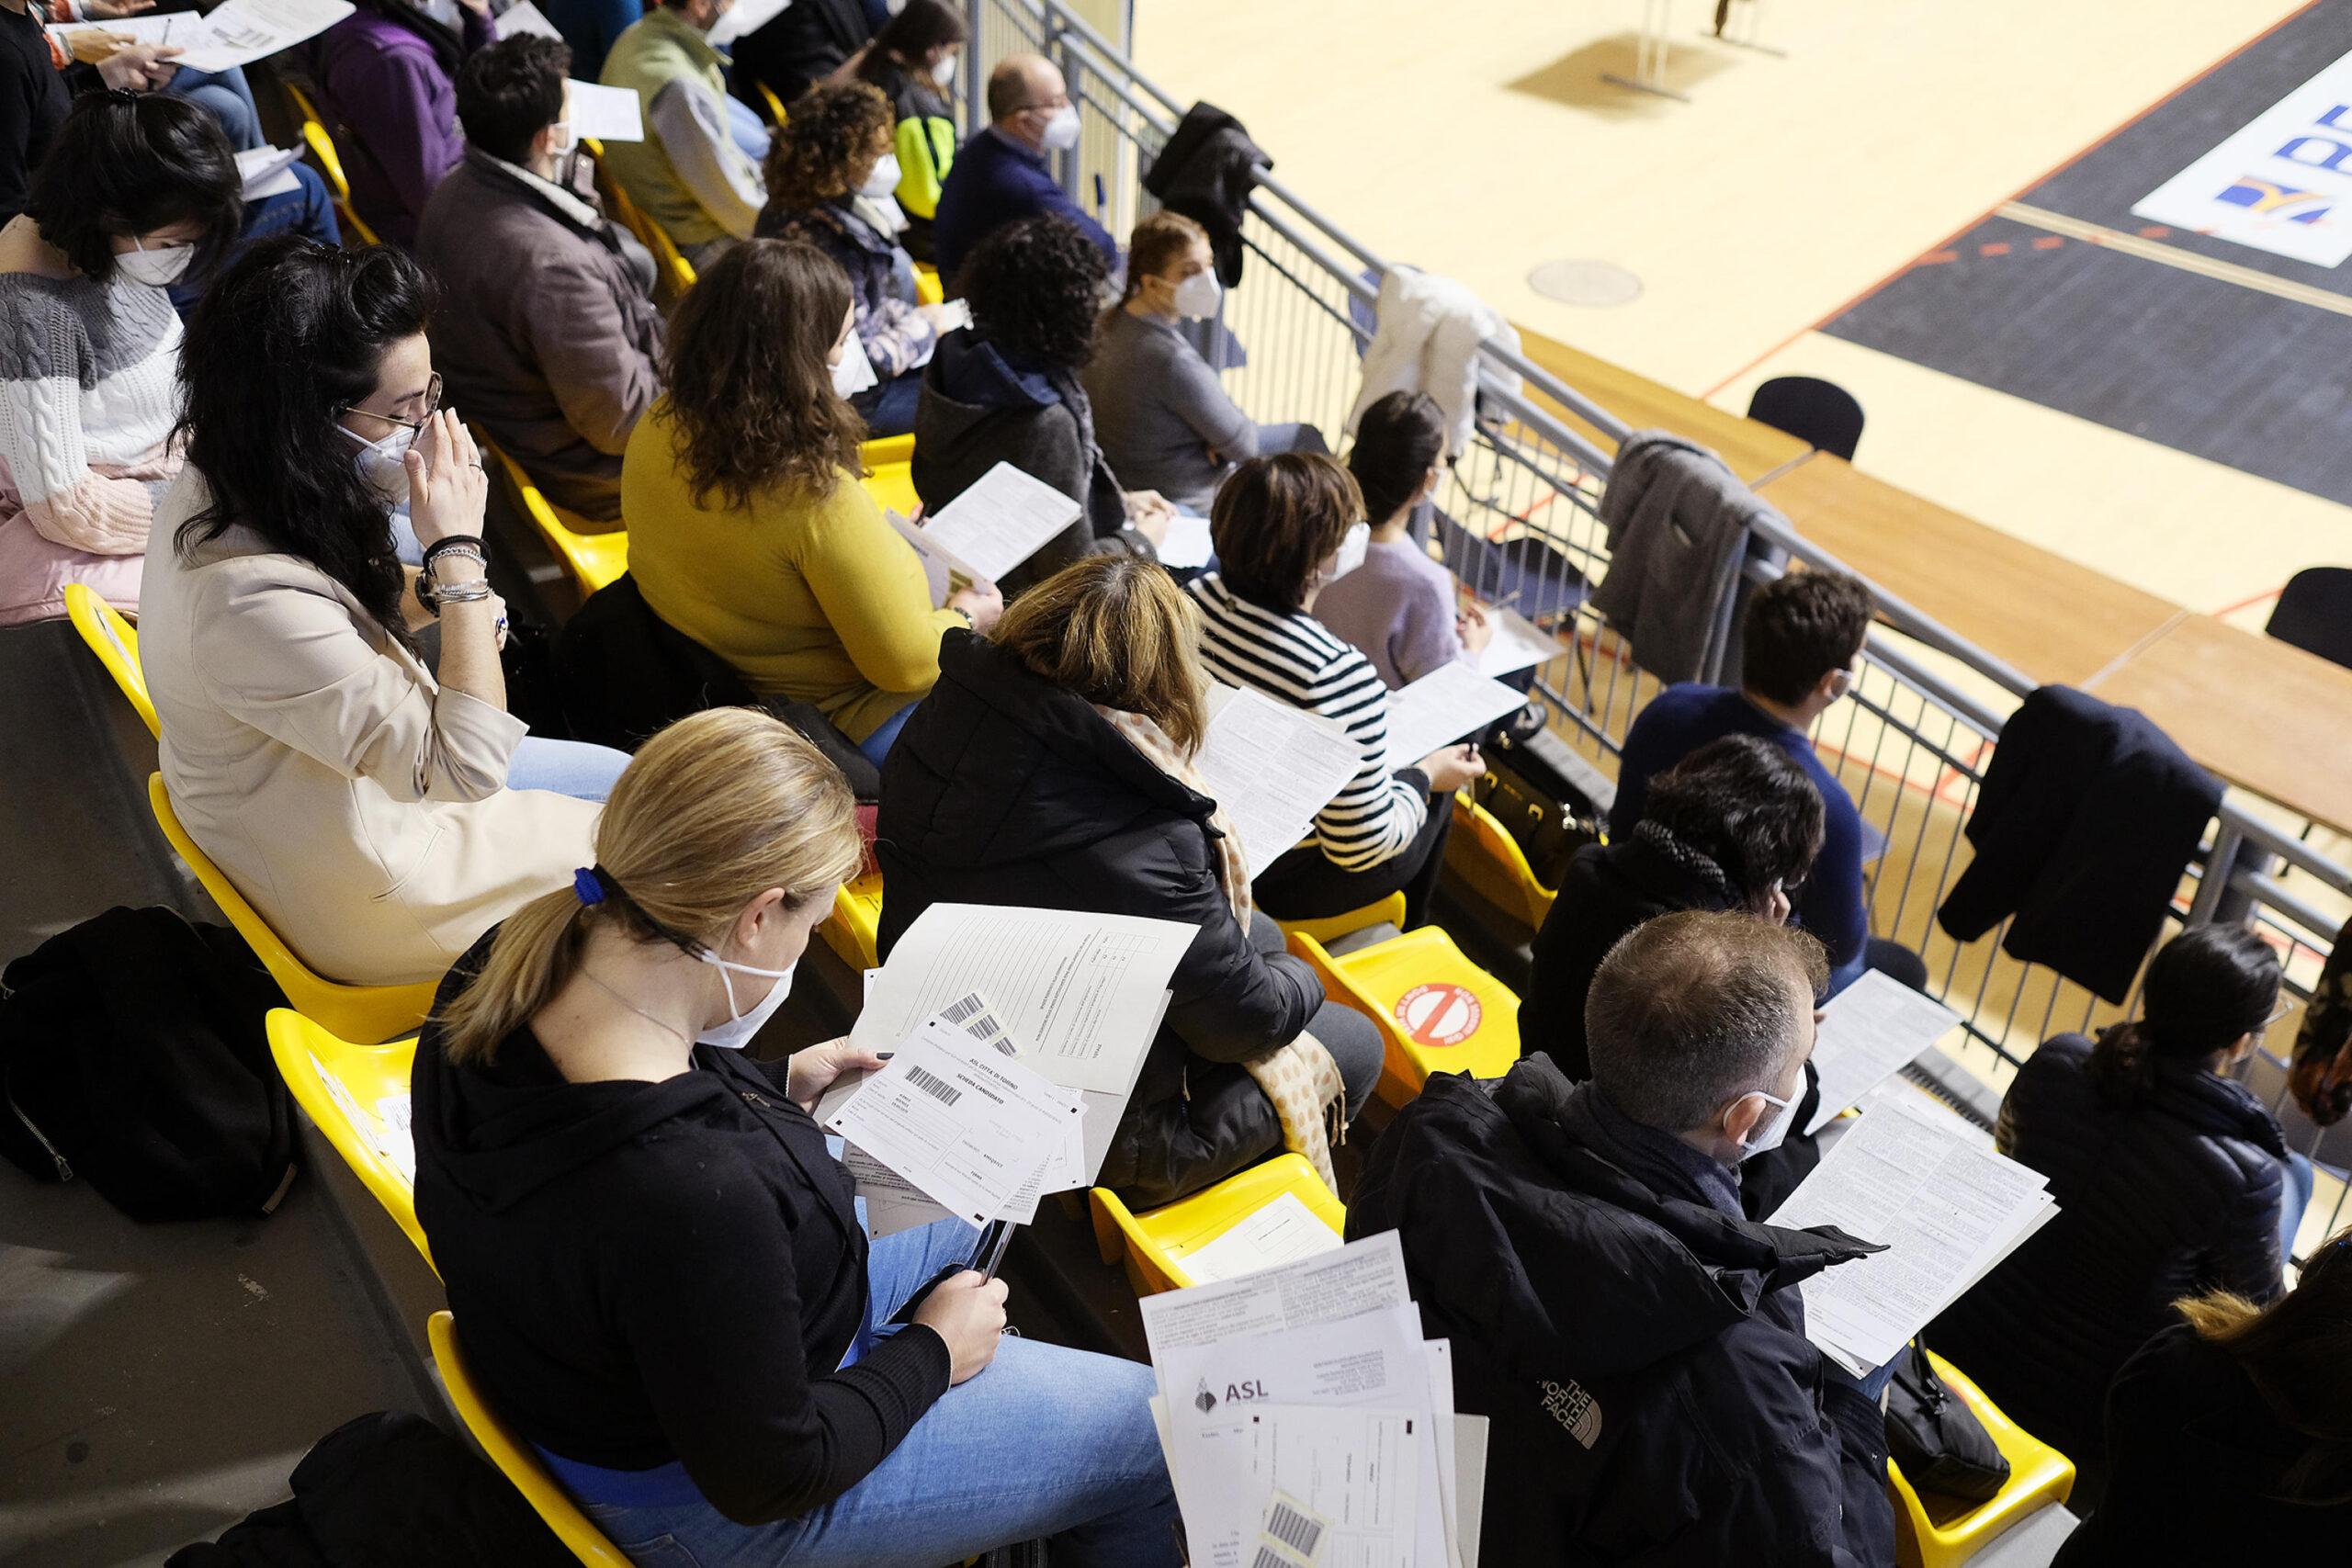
[623,405,960,740]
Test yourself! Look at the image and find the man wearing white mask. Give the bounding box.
[755,82,954,439]
[1347,909,1900,1568]
[930,52,1114,285]
[1086,209,1327,515]
[418,35,664,527]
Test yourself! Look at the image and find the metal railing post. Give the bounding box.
[1050,23,1083,206]
[963,0,986,139]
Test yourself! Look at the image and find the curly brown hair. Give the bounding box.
[762,82,895,212]
[661,240,866,510]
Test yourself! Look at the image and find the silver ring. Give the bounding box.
[468,461,485,470]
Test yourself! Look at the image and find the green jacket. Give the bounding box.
[598,7,738,250]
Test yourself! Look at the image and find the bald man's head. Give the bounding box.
[988,52,1068,139]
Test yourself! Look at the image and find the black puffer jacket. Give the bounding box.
[1349,1058,1895,1567]
[1929,1033,2287,1473]
[876,629,1321,1206]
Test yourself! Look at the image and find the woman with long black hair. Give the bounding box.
[140,236,628,988]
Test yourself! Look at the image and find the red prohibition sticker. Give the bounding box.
[1395,983,1482,1047]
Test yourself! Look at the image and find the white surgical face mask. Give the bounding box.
[117,238,193,288]
[931,53,957,86]
[1039,104,1081,152]
[339,422,415,505]
[859,152,902,198]
[696,948,797,1050]
[546,120,577,158]
[831,335,877,398]
[1736,1087,1798,1161]
[1170,269,1222,320]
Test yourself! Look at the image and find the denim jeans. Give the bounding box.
[170,164,342,318]
[854,702,918,766]
[566,1219,1181,1568]
[507,736,634,803]
[167,64,262,150]
[851,372,922,440]
[2282,1149,2315,1258]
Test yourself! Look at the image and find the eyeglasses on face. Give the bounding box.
[341,371,443,434]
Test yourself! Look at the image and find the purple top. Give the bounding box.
[311,6,494,249]
[1314,535,1466,690]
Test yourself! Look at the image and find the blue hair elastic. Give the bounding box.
[571,866,606,906]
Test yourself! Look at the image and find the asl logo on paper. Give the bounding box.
[1193,1379,1216,1414]
[1396,983,1482,1047]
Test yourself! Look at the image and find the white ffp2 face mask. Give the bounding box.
[859,152,903,198]
[931,53,957,86]
[1171,270,1222,320]
[1040,104,1081,152]
[339,422,415,505]
[117,239,194,288]
[831,335,877,398]
[1736,1087,1799,1161]
[697,949,797,1050]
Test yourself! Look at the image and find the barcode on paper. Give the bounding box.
[905,1065,961,1106]
[1250,1550,1291,1568]
[940,993,987,1025]
[1265,1500,1323,1558]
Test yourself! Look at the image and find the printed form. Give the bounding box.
[170,0,354,73]
[1475,607,1562,680]
[1196,686,1363,880]
[920,463,1082,583]
[1803,970,1963,1134]
[1179,1190,1343,1285]
[567,81,645,142]
[1382,664,1526,773]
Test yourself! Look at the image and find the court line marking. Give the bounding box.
[1997,201,2352,320]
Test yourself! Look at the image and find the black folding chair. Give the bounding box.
[1747,376,1866,461]
[2267,567,2352,673]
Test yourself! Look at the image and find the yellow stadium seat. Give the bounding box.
[265,1011,432,1269]
[913,262,944,306]
[1287,923,1520,1107]
[862,460,921,519]
[429,1312,633,1568]
[1890,1352,2076,1568]
[281,83,381,247]
[1275,891,1406,949]
[583,139,696,299]
[149,774,437,1045]
[819,872,884,971]
[1090,1154,1343,1295]
[756,81,789,128]
[473,428,629,598]
[62,582,157,737]
[861,433,916,468]
[1445,790,1557,929]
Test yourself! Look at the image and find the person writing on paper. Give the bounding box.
[598,0,769,268]
[142,236,625,988]
[911,214,1170,594]
[876,554,1385,1207]
[311,0,497,249]
[1084,211,1327,517]
[417,36,663,527]
[1185,453,1479,930]
[1351,910,1896,1566]
[625,239,996,764]
[851,0,964,265]
[1612,570,1926,998]
[929,52,1114,284]
[1315,389,1491,689]
[1930,924,2301,1500]
[0,90,236,625]
[413,708,1181,1568]
[2057,1227,2352,1563]
[753,82,951,439]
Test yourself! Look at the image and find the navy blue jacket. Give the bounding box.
[931,127,1117,284]
[1611,683,1868,990]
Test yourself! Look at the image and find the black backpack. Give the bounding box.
[0,906,296,1220]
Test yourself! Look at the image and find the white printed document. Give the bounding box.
[850,903,1191,1096]
[1158,511,1216,570]
[1476,605,1562,680]
[1141,1230,1412,1357]
[1769,1089,2058,1375]
[824,1016,1078,1226]
[1196,684,1363,880]
[567,80,644,143]
[1804,970,1963,1135]
[707,0,789,47]
[1382,662,1526,773]
[886,512,984,605]
[920,462,1082,584]
[1178,1190,1342,1285]
[234,145,303,200]
[493,0,561,38]
[169,0,355,73]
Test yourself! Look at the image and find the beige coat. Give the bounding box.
[140,473,598,987]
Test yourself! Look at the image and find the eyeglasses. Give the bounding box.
[341,371,443,434]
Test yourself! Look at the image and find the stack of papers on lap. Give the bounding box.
[1195,684,1363,880]
[1178,1190,1341,1284]
[1142,1232,1484,1567]
[168,0,354,73]
[1769,1089,2058,1377]
[234,145,303,199]
[1382,662,1527,773]
[1804,970,1963,1134]
[920,462,1081,583]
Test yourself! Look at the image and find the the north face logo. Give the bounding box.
[1540,1379,1601,1450]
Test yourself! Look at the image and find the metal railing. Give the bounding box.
[960,0,2352,1251]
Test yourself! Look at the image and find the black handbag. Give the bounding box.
[1473,704,1602,890]
[1884,1340,2010,1504]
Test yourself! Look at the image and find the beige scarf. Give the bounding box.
[1097,705,1349,1190]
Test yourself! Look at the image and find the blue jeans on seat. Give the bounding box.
[507,736,634,802]
[167,64,262,150]
[851,371,922,440]
[2282,1150,2315,1258]
[170,163,342,317]
[854,702,918,766]
[567,1218,1181,1568]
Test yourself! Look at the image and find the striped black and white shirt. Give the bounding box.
[1186,573,1430,871]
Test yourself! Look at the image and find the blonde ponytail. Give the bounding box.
[435,707,864,1066]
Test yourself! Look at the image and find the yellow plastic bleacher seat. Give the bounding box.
[474,429,629,598]
[1090,1154,1343,1295]
[862,460,921,519]
[429,1312,632,1568]
[1275,891,1406,949]
[62,582,157,737]
[281,83,381,247]
[583,138,696,299]
[265,1011,432,1268]
[756,81,790,128]
[1288,922,1521,1107]
[1889,1352,2076,1568]
[913,263,944,306]
[819,871,884,971]
[1445,791,1557,929]
[861,433,916,468]
[149,775,438,1045]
